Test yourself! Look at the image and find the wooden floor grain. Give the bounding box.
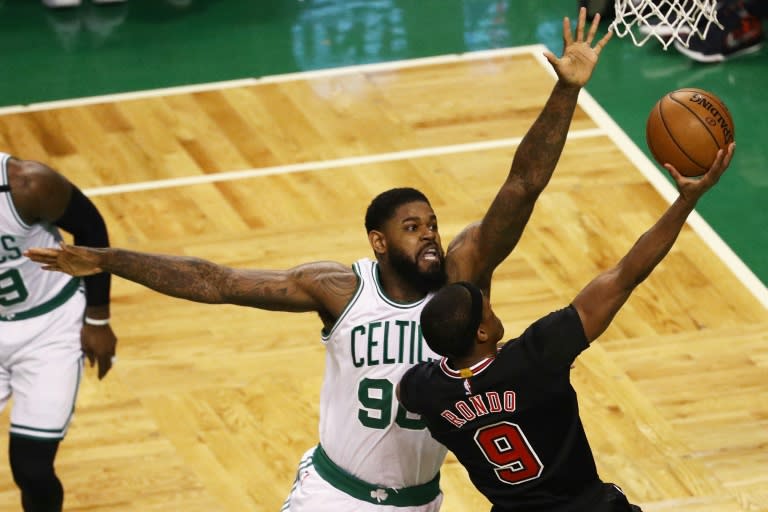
[0,50,765,511]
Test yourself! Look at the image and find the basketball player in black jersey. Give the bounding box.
[397,143,735,512]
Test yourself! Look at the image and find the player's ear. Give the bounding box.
[476,325,489,343]
[368,230,387,256]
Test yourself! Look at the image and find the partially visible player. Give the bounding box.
[26,8,612,512]
[397,145,735,512]
[0,152,117,512]
[673,0,765,63]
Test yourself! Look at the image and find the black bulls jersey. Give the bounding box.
[399,305,602,511]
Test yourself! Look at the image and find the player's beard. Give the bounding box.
[389,246,447,293]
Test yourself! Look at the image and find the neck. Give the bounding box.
[449,345,497,370]
[376,263,428,303]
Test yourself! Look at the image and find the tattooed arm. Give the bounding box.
[446,8,612,292]
[25,245,358,320]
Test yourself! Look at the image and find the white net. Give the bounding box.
[610,0,723,49]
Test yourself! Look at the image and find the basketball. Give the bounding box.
[645,88,735,177]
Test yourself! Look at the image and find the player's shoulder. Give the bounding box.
[507,305,587,370]
[307,260,356,274]
[445,221,481,257]
[444,221,487,284]
[399,361,442,411]
[403,359,442,385]
[296,260,359,303]
[500,306,581,351]
[5,158,72,223]
[540,304,582,329]
[297,261,357,287]
[7,158,66,196]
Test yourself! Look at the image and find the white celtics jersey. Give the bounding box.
[318,258,447,488]
[0,153,75,320]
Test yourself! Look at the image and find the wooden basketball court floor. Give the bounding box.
[0,45,766,511]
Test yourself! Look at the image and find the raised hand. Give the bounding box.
[25,242,106,276]
[666,143,735,202]
[544,7,613,88]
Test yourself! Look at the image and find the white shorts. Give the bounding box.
[281,446,443,512]
[0,290,85,440]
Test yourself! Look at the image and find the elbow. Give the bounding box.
[615,265,648,295]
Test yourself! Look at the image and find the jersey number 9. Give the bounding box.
[474,421,543,485]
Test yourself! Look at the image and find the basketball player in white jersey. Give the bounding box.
[27,8,612,511]
[0,152,117,512]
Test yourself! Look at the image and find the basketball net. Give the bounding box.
[610,0,723,49]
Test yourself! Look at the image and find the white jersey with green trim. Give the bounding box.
[318,257,447,488]
[0,152,72,318]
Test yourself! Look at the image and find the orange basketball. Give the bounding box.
[646,88,735,177]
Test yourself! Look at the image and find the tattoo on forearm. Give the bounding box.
[107,250,225,302]
[512,84,579,189]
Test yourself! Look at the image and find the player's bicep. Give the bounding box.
[221,267,317,310]
[447,186,534,285]
[571,268,632,343]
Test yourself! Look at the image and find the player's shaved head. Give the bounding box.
[421,282,483,359]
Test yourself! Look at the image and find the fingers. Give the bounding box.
[36,257,59,267]
[25,249,63,271]
[84,349,96,368]
[82,346,114,379]
[586,13,601,45]
[664,163,684,184]
[563,16,573,47]
[593,29,614,55]
[97,354,113,380]
[709,143,734,173]
[576,6,587,42]
[705,147,730,183]
[25,247,59,257]
[543,51,558,68]
[712,147,726,168]
[722,142,736,168]
[24,247,59,261]
[563,7,612,55]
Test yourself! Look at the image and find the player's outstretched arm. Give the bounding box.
[447,8,613,289]
[25,244,357,314]
[572,143,734,342]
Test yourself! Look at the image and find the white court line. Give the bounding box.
[0,46,543,116]
[528,45,768,309]
[82,128,605,197]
